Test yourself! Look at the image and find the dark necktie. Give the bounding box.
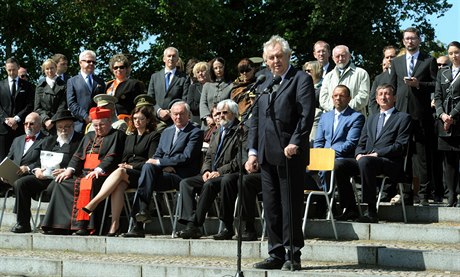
[213,128,226,170]
[11,79,17,97]
[408,56,415,77]
[376,113,386,138]
[25,135,36,142]
[165,72,172,92]
[86,75,93,91]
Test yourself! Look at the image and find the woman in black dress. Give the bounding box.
[434,41,460,207]
[82,103,160,235]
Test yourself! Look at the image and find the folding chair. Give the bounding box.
[31,190,50,232]
[0,187,14,229]
[302,148,338,240]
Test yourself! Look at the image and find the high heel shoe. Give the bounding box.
[107,228,120,237]
[81,207,93,216]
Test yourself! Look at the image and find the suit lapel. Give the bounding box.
[270,67,295,104]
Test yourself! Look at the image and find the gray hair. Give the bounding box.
[170,100,191,116]
[164,47,179,58]
[217,99,238,116]
[263,35,292,57]
[332,45,350,56]
[79,50,96,61]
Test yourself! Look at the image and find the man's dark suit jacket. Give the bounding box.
[0,78,35,135]
[66,73,106,125]
[355,109,412,164]
[390,52,437,120]
[369,71,391,115]
[147,69,189,113]
[153,122,204,178]
[7,132,47,169]
[201,119,247,175]
[248,66,315,166]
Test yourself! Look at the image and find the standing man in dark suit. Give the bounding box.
[313,40,334,78]
[389,27,438,206]
[66,50,106,133]
[0,57,35,161]
[122,101,203,238]
[369,46,398,115]
[246,35,315,271]
[147,47,189,131]
[0,113,46,191]
[51,54,70,83]
[11,110,81,233]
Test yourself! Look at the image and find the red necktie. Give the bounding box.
[25,135,36,142]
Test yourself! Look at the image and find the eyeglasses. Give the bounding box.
[404,37,419,42]
[133,116,146,121]
[20,74,28,78]
[81,60,97,64]
[305,69,312,73]
[437,63,448,67]
[24,122,35,126]
[239,68,252,74]
[215,111,229,116]
[113,66,126,70]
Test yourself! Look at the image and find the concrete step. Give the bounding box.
[0,233,459,276]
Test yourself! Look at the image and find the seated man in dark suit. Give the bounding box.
[314,85,365,220]
[1,112,46,186]
[122,101,204,238]
[11,110,82,233]
[177,99,246,240]
[335,84,412,223]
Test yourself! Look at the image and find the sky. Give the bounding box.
[402,0,460,46]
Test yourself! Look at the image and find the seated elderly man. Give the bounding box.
[177,99,247,240]
[41,107,126,235]
[11,110,82,233]
[86,94,127,133]
[0,112,46,198]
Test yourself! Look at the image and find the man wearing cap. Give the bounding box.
[10,110,82,233]
[0,112,46,197]
[134,94,155,108]
[147,47,189,131]
[86,94,127,133]
[41,107,125,235]
[66,50,106,133]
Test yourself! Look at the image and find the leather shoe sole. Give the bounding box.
[121,231,145,238]
[213,229,234,240]
[73,229,90,236]
[179,226,202,239]
[253,257,284,270]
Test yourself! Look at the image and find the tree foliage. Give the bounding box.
[0,0,452,85]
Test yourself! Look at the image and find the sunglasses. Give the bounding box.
[20,74,28,78]
[81,60,97,64]
[113,66,126,70]
[305,69,312,73]
[437,63,448,67]
[239,68,252,74]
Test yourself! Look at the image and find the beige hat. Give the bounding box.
[134,94,155,107]
[93,94,118,107]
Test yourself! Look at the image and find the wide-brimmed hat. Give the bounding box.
[51,110,77,123]
[134,94,154,107]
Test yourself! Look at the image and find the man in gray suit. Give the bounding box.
[66,50,106,133]
[147,47,189,131]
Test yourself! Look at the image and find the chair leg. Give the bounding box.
[163,192,175,229]
[171,192,181,238]
[350,178,363,216]
[324,194,338,240]
[32,191,46,232]
[152,192,165,235]
[376,177,389,212]
[99,197,110,236]
[302,193,313,237]
[398,183,407,223]
[0,188,13,229]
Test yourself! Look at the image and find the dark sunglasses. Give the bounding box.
[113,66,126,70]
[239,68,252,74]
[20,74,28,78]
[305,69,312,73]
[82,60,97,64]
[437,63,448,67]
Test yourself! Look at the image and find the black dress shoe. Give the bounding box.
[253,257,285,270]
[135,210,152,223]
[179,225,202,239]
[73,229,90,236]
[335,209,359,221]
[11,223,32,233]
[213,228,234,240]
[419,198,430,206]
[240,231,258,241]
[122,229,145,238]
[356,211,378,223]
[281,260,301,271]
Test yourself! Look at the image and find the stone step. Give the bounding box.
[1,233,459,276]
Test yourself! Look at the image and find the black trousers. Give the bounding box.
[260,157,305,262]
[443,151,460,204]
[132,163,182,217]
[13,175,51,225]
[411,118,434,199]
